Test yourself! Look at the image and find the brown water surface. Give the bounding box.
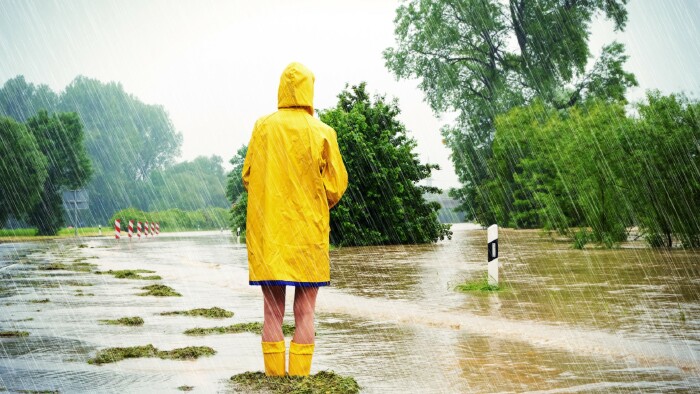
[0,224,698,392]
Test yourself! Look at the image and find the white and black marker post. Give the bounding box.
[487,224,498,286]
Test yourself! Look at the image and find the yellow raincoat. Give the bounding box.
[242,62,348,287]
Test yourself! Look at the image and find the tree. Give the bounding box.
[384,0,636,223]
[0,116,48,225]
[320,83,451,246]
[624,92,700,247]
[491,99,639,246]
[25,111,93,235]
[59,76,182,221]
[147,155,229,211]
[0,76,58,122]
[226,145,248,234]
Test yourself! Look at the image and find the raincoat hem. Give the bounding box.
[249,280,330,287]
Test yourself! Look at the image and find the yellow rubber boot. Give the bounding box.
[288,341,314,376]
[262,341,285,377]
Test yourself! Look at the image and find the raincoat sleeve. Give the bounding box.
[241,129,256,192]
[322,128,348,209]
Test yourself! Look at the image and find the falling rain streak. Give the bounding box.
[1,0,699,392]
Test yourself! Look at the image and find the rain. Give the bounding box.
[0,0,699,392]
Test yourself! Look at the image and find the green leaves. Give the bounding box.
[488,92,700,248]
[320,83,451,246]
[385,0,635,226]
[0,116,47,225]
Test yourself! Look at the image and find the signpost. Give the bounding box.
[62,189,88,237]
[487,224,499,286]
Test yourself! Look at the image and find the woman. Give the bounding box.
[242,62,348,377]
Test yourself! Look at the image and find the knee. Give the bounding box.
[293,302,314,321]
[264,303,284,322]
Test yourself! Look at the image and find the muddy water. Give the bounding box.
[0,224,698,393]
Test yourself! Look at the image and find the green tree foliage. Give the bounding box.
[0,76,58,122]
[0,116,48,225]
[0,75,186,224]
[623,92,700,247]
[384,0,637,223]
[59,76,183,221]
[25,111,93,235]
[146,155,229,211]
[226,145,247,203]
[320,83,452,246]
[492,100,633,246]
[489,92,699,248]
[225,145,248,234]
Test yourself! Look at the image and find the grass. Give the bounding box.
[0,227,103,242]
[74,291,95,296]
[96,269,161,280]
[14,280,59,289]
[138,284,181,297]
[0,228,37,237]
[99,316,144,326]
[38,261,96,272]
[87,344,216,365]
[29,298,50,303]
[0,330,29,337]
[455,275,503,293]
[184,322,295,337]
[160,307,234,319]
[64,280,93,286]
[230,371,360,394]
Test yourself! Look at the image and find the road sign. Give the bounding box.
[62,189,89,237]
[62,189,89,210]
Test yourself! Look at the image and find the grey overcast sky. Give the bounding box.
[1,0,698,188]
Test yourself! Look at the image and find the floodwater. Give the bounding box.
[0,224,698,393]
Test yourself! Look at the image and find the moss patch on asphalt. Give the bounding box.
[160,307,233,319]
[229,371,360,394]
[29,298,50,303]
[64,280,93,286]
[38,261,96,272]
[88,344,215,365]
[177,386,194,391]
[138,284,181,297]
[96,269,161,280]
[184,322,295,336]
[0,330,29,337]
[99,316,144,326]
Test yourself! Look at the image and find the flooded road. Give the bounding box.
[0,224,698,393]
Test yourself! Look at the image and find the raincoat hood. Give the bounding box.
[278,62,315,116]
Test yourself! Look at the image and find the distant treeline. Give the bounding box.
[0,76,229,230]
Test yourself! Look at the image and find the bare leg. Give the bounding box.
[262,285,286,342]
[292,286,318,344]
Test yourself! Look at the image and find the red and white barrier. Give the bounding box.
[128,220,133,239]
[144,221,149,237]
[137,221,142,239]
[151,222,155,236]
[155,223,160,235]
[114,219,121,240]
